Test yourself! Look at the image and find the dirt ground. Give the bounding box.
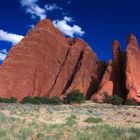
[0,101,140,128]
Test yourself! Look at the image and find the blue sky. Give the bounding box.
[0,0,140,62]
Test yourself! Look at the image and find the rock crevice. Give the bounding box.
[62,50,84,95]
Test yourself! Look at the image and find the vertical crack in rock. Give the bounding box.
[87,61,107,99]
[32,65,38,96]
[62,50,84,94]
[120,52,127,98]
[48,46,72,95]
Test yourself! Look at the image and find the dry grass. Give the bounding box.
[0,102,139,139]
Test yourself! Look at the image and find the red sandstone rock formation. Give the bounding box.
[0,19,103,100]
[91,40,123,102]
[1,19,139,103]
[126,33,140,102]
[91,60,114,102]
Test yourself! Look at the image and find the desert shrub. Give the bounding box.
[104,94,123,105]
[49,96,62,105]
[20,96,32,104]
[0,98,6,103]
[6,97,17,103]
[65,115,77,126]
[30,97,43,105]
[64,90,86,104]
[41,97,50,104]
[21,96,62,105]
[0,97,17,103]
[85,117,102,123]
[125,99,137,106]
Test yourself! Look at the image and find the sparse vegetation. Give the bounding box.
[104,94,123,105]
[64,90,86,104]
[0,111,139,140]
[29,97,43,105]
[85,117,102,123]
[21,96,62,105]
[20,96,32,104]
[0,97,17,103]
[0,101,139,139]
[66,115,77,126]
[125,99,138,106]
[41,97,50,104]
[49,96,63,105]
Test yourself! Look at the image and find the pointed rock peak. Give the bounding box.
[112,40,121,50]
[74,38,89,47]
[36,18,54,28]
[34,18,65,38]
[66,38,76,46]
[112,40,122,61]
[127,33,139,48]
[66,37,90,48]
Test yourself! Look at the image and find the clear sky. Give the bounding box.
[0,0,140,62]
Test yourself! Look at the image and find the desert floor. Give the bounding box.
[0,102,140,140]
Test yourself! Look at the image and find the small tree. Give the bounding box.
[64,90,86,104]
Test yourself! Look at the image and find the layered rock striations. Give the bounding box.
[0,19,104,100]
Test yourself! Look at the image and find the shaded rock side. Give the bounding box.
[0,19,100,100]
[91,41,123,102]
[126,33,140,102]
[91,60,114,102]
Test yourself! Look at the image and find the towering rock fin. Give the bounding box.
[91,40,124,102]
[126,33,140,102]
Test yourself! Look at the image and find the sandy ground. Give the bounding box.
[0,101,140,128]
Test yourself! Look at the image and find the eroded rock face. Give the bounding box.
[91,41,123,102]
[91,60,114,102]
[126,34,140,102]
[0,19,102,100]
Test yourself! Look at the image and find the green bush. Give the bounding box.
[20,96,32,104]
[49,96,62,105]
[0,98,6,103]
[6,97,17,103]
[0,97,17,103]
[30,97,43,105]
[104,94,123,105]
[41,97,50,104]
[65,115,77,126]
[64,90,86,104]
[21,96,62,105]
[125,99,137,106]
